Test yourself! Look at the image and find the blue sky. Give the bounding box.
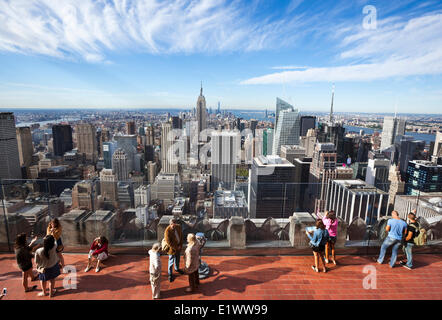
[0,0,441,113]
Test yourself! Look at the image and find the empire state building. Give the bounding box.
[196,83,207,134]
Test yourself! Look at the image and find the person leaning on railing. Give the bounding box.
[317,210,338,265]
[306,219,329,273]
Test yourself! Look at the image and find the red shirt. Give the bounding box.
[90,241,108,256]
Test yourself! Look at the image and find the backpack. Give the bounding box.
[410,222,427,246]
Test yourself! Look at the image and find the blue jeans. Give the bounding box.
[377,236,401,267]
[168,253,180,276]
[403,243,414,268]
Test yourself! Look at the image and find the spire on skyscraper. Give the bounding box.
[200,81,203,96]
[329,83,335,124]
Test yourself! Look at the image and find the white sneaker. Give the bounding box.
[95,267,100,273]
[84,266,91,272]
[324,259,329,264]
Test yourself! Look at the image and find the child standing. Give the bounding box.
[149,243,161,299]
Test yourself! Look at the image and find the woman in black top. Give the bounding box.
[14,233,38,292]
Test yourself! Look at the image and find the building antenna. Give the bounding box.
[329,82,335,124]
[394,96,398,118]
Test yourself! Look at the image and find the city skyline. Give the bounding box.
[0,0,441,113]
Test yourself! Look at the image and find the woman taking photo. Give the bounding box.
[306,219,329,273]
[35,235,60,297]
[14,233,39,292]
[47,218,65,269]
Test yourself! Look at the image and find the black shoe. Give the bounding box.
[169,275,175,282]
[177,269,185,275]
[400,261,412,270]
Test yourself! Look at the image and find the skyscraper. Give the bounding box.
[275,98,293,129]
[100,168,118,205]
[172,116,183,129]
[406,160,442,195]
[307,143,353,213]
[98,128,111,158]
[272,108,300,155]
[325,179,389,224]
[196,83,207,134]
[161,122,178,173]
[0,112,21,180]
[396,137,426,180]
[52,124,73,157]
[103,141,117,169]
[249,155,296,218]
[250,119,258,137]
[16,126,33,167]
[300,128,317,158]
[262,128,274,156]
[299,116,316,137]
[365,151,390,192]
[380,116,406,150]
[211,131,241,191]
[126,121,136,135]
[432,131,442,163]
[112,148,129,181]
[72,180,94,210]
[114,134,137,172]
[76,123,97,162]
[317,122,345,163]
[146,124,154,146]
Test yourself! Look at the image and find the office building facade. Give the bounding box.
[0,112,22,180]
[52,124,73,157]
[249,155,296,219]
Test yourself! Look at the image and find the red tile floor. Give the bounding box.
[0,253,441,300]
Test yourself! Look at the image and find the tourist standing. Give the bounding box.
[184,233,200,293]
[34,235,60,297]
[47,218,65,269]
[306,219,329,273]
[148,242,161,299]
[163,218,184,282]
[85,236,109,273]
[400,212,419,270]
[14,233,38,292]
[376,210,407,268]
[322,210,338,265]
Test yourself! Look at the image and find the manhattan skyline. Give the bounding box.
[0,0,441,113]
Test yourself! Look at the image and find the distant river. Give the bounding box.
[17,117,80,127]
[344,125,435,143]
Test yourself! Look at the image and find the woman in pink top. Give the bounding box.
[322,210,338,265]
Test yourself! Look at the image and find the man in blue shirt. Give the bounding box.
[376,211,407,268]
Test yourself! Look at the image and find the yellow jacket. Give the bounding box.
[164,225,183,255]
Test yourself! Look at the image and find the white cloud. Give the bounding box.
[271,65,309,70]
[0,0,302,62]
[242,12,442,84]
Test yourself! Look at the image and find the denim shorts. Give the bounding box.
[312,245,325,253]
